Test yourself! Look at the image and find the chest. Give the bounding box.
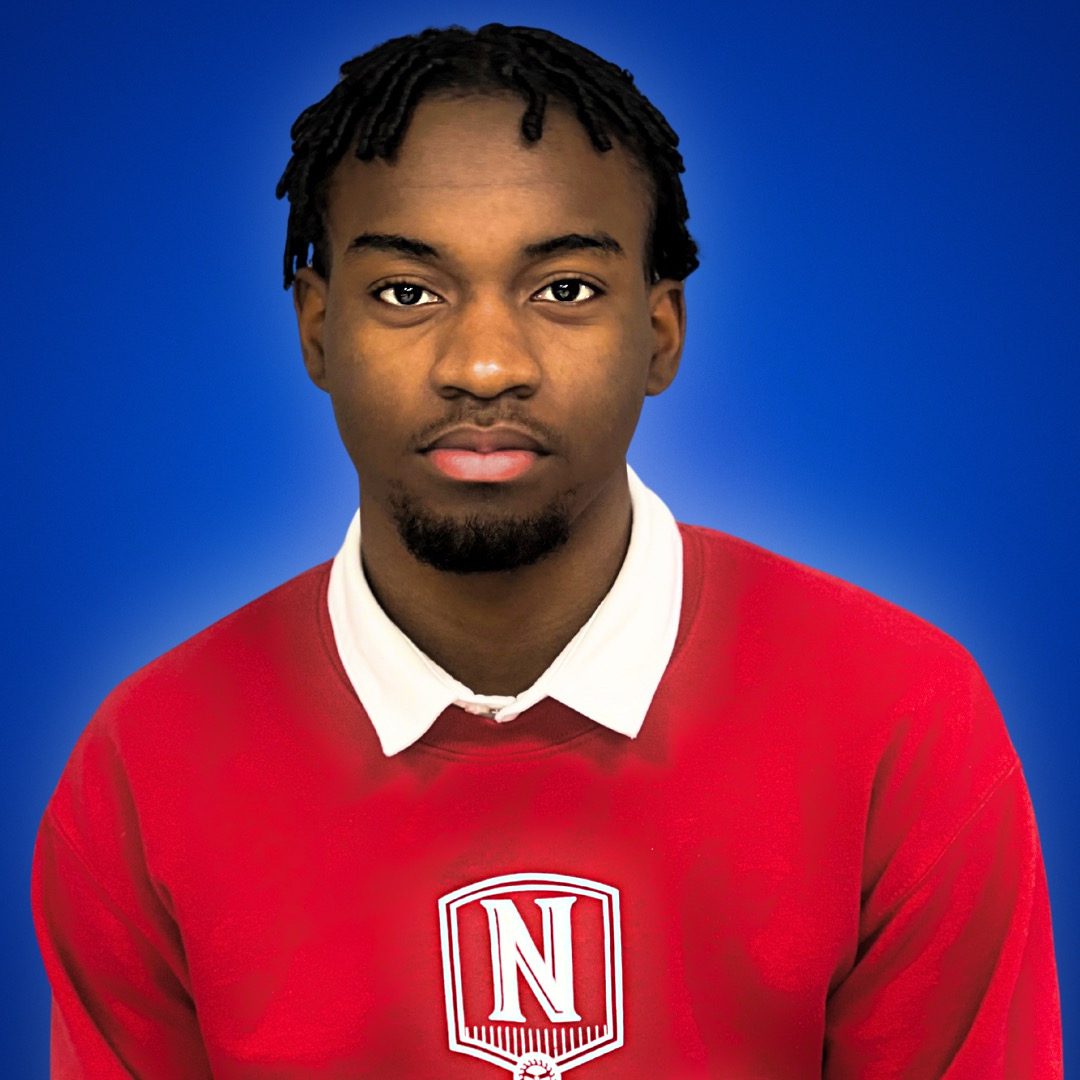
[149,730,864,1078]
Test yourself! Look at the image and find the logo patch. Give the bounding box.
[439,873,623,1077]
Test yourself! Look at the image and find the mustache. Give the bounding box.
[409,406,563,454]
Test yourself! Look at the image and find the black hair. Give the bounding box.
[275,24,698,289]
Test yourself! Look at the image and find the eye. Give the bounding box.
[532,279,602,304]
[372,282,442,307]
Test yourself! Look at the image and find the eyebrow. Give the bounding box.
[522,232,625,259]
[347,233,440,259]
[345,230,625,263]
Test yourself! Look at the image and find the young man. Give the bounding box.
[32,24,1062,1079]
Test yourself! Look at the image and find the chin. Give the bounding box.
[389,487,573,574]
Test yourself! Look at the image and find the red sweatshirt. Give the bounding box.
[32,525,1062,1078]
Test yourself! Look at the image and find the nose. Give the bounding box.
[429,293,541,400]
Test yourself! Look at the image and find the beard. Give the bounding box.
[389,486,573,574]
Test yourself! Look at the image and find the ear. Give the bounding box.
[645,279,685,396]
[292,267,330,390]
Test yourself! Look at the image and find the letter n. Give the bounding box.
[480,896,581,1023]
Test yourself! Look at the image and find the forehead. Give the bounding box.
[323,94,652,262]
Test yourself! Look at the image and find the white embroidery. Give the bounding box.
[482,897,581,1023]
[439,873,624,1076]
[514,1052,562,1079]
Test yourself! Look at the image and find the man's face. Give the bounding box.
[293,93,684,572]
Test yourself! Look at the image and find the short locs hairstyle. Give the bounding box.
[275,23,699,289]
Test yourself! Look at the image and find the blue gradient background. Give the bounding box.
[5,1,1076,1071]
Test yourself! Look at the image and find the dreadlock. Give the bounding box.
[275,24,699,288]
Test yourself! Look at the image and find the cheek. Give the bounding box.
[559,328,652,459]
[321,325,406,465]
[595,317,655,406]
[603,323,657,445]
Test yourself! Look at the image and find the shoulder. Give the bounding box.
[677,521,975,674]
[673,525,1020,909]
[81,560,336,748]
[674,521,1015,767]
[45,561,342,838]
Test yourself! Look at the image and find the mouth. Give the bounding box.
[420,425,548,483]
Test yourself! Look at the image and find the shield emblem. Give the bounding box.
[438,873,623,1077]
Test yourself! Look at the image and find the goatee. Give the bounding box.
[389,488,572,574]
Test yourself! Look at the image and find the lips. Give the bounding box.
[423,426,546,454]
[421,425,547,482]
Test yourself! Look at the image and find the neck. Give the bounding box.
[358,472,633,695]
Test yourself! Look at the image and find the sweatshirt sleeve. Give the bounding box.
[30,715,214,1079]
[823,651,1063,1078]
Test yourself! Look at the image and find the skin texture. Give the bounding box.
[293,93,685,694]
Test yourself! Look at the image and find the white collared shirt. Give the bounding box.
[327,466,683,756]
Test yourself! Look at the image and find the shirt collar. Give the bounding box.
[327,465,683,756]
